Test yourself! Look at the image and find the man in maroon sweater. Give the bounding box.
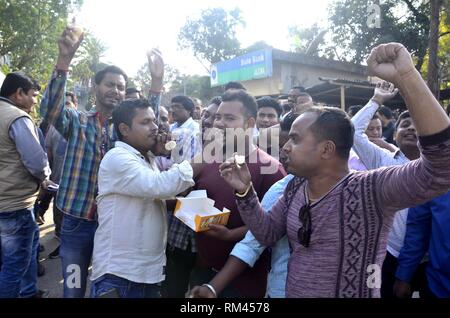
[219,43,450,297]
[192,89,286,297]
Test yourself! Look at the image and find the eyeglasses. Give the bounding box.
[297,204,312,247]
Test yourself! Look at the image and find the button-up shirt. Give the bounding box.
[167,117,201,251]
[351,100,410,257]
[91,141,194,284]
[231,174,294,298]
[39,71,161,219]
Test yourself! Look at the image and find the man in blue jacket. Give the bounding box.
[394,190,450,298]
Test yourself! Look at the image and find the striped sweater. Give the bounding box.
[236,126,450,297]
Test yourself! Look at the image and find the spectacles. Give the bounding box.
[297,204,312,247]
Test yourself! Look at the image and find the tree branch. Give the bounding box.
[400,0,430,24]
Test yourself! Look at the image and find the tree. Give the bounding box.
[132,63,181,95]
[178,7,245,69]
[0,0,83,83]
[288,23,337,59]
[70,33,107,87]
[427,0,443,97]
[289,0,432,70]
[68,32,107,109]
[289,0,450,92]
[420,8,450,91]
[327,0,431,70]
[168,74,222,103]
[241,41,272,54]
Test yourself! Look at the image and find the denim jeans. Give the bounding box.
[0,208,39,298]
[91,274,161,298]
[60,213,98,298]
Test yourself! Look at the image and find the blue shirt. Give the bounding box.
[231,174,294,298]
[396,190,450,297]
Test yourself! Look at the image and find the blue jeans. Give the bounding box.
[60,213,98,298]
[0,208,39,298]
[91,274,161,298]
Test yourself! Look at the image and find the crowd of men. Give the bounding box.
[0,26,449,298]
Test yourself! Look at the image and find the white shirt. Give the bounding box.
[91,141,194,284]
[351,100,410,257]
[170,117,201,162]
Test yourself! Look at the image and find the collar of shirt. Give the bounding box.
[115,141,146,160]
[394,150,407,161]
[0,96,15,106]
[171,117,197,130]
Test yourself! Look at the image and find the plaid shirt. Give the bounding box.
[166,118,201,252]
[167,214,197,252]
[40,70,161,220]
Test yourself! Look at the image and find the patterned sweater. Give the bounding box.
[236,126,450,298]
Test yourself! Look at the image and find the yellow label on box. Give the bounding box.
[194,212,230,232]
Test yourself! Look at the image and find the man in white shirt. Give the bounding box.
[90,99,195,298]
[351,81,423,298]
[170,95,202,163]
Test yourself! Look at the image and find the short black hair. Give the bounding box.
[224,81,246,91]
[171,95,195,113]
[257,96,282,117]
[291,86,306,92]
[305,107,354,160]
[112,99,151,140]
[221,89,258,119]
[371,113,381,121]
[0,71,41,98]
[95,65,128,85]
[210,96,222,107]
[280,111,299,132]
[378,106,393,119]
[395,111,411,130]
[347,105,363,117]
[126,87,140,95]
[65,92,78,105]
[282,103,292,113]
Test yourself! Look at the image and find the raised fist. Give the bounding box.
[367,43,416,84]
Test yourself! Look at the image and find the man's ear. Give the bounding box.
[118,123,131,138]
[9,88,23,105]
[393,129,399,144]
[321,140,336,160]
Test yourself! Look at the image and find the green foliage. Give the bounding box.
[328,0,430,69]
[70,33,107,87]
[68,32,107,110]
[242,41,272,54]
[168,74,222,103]
[0,0,83,84]
[289,0,432,70]
[288,23,335,58]
[178,7,245,65]
[132,62,221,105]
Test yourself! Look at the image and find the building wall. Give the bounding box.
[242,60,368,97]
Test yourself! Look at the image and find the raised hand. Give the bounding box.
[369,137,397,153]
[372,81,399,106]
[150,131,171,156]
[56,26,84,70]
[147,48,164,85]
[367,43,415,85]
[218,155,252,194]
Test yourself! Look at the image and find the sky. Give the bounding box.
[75,0,332,77]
